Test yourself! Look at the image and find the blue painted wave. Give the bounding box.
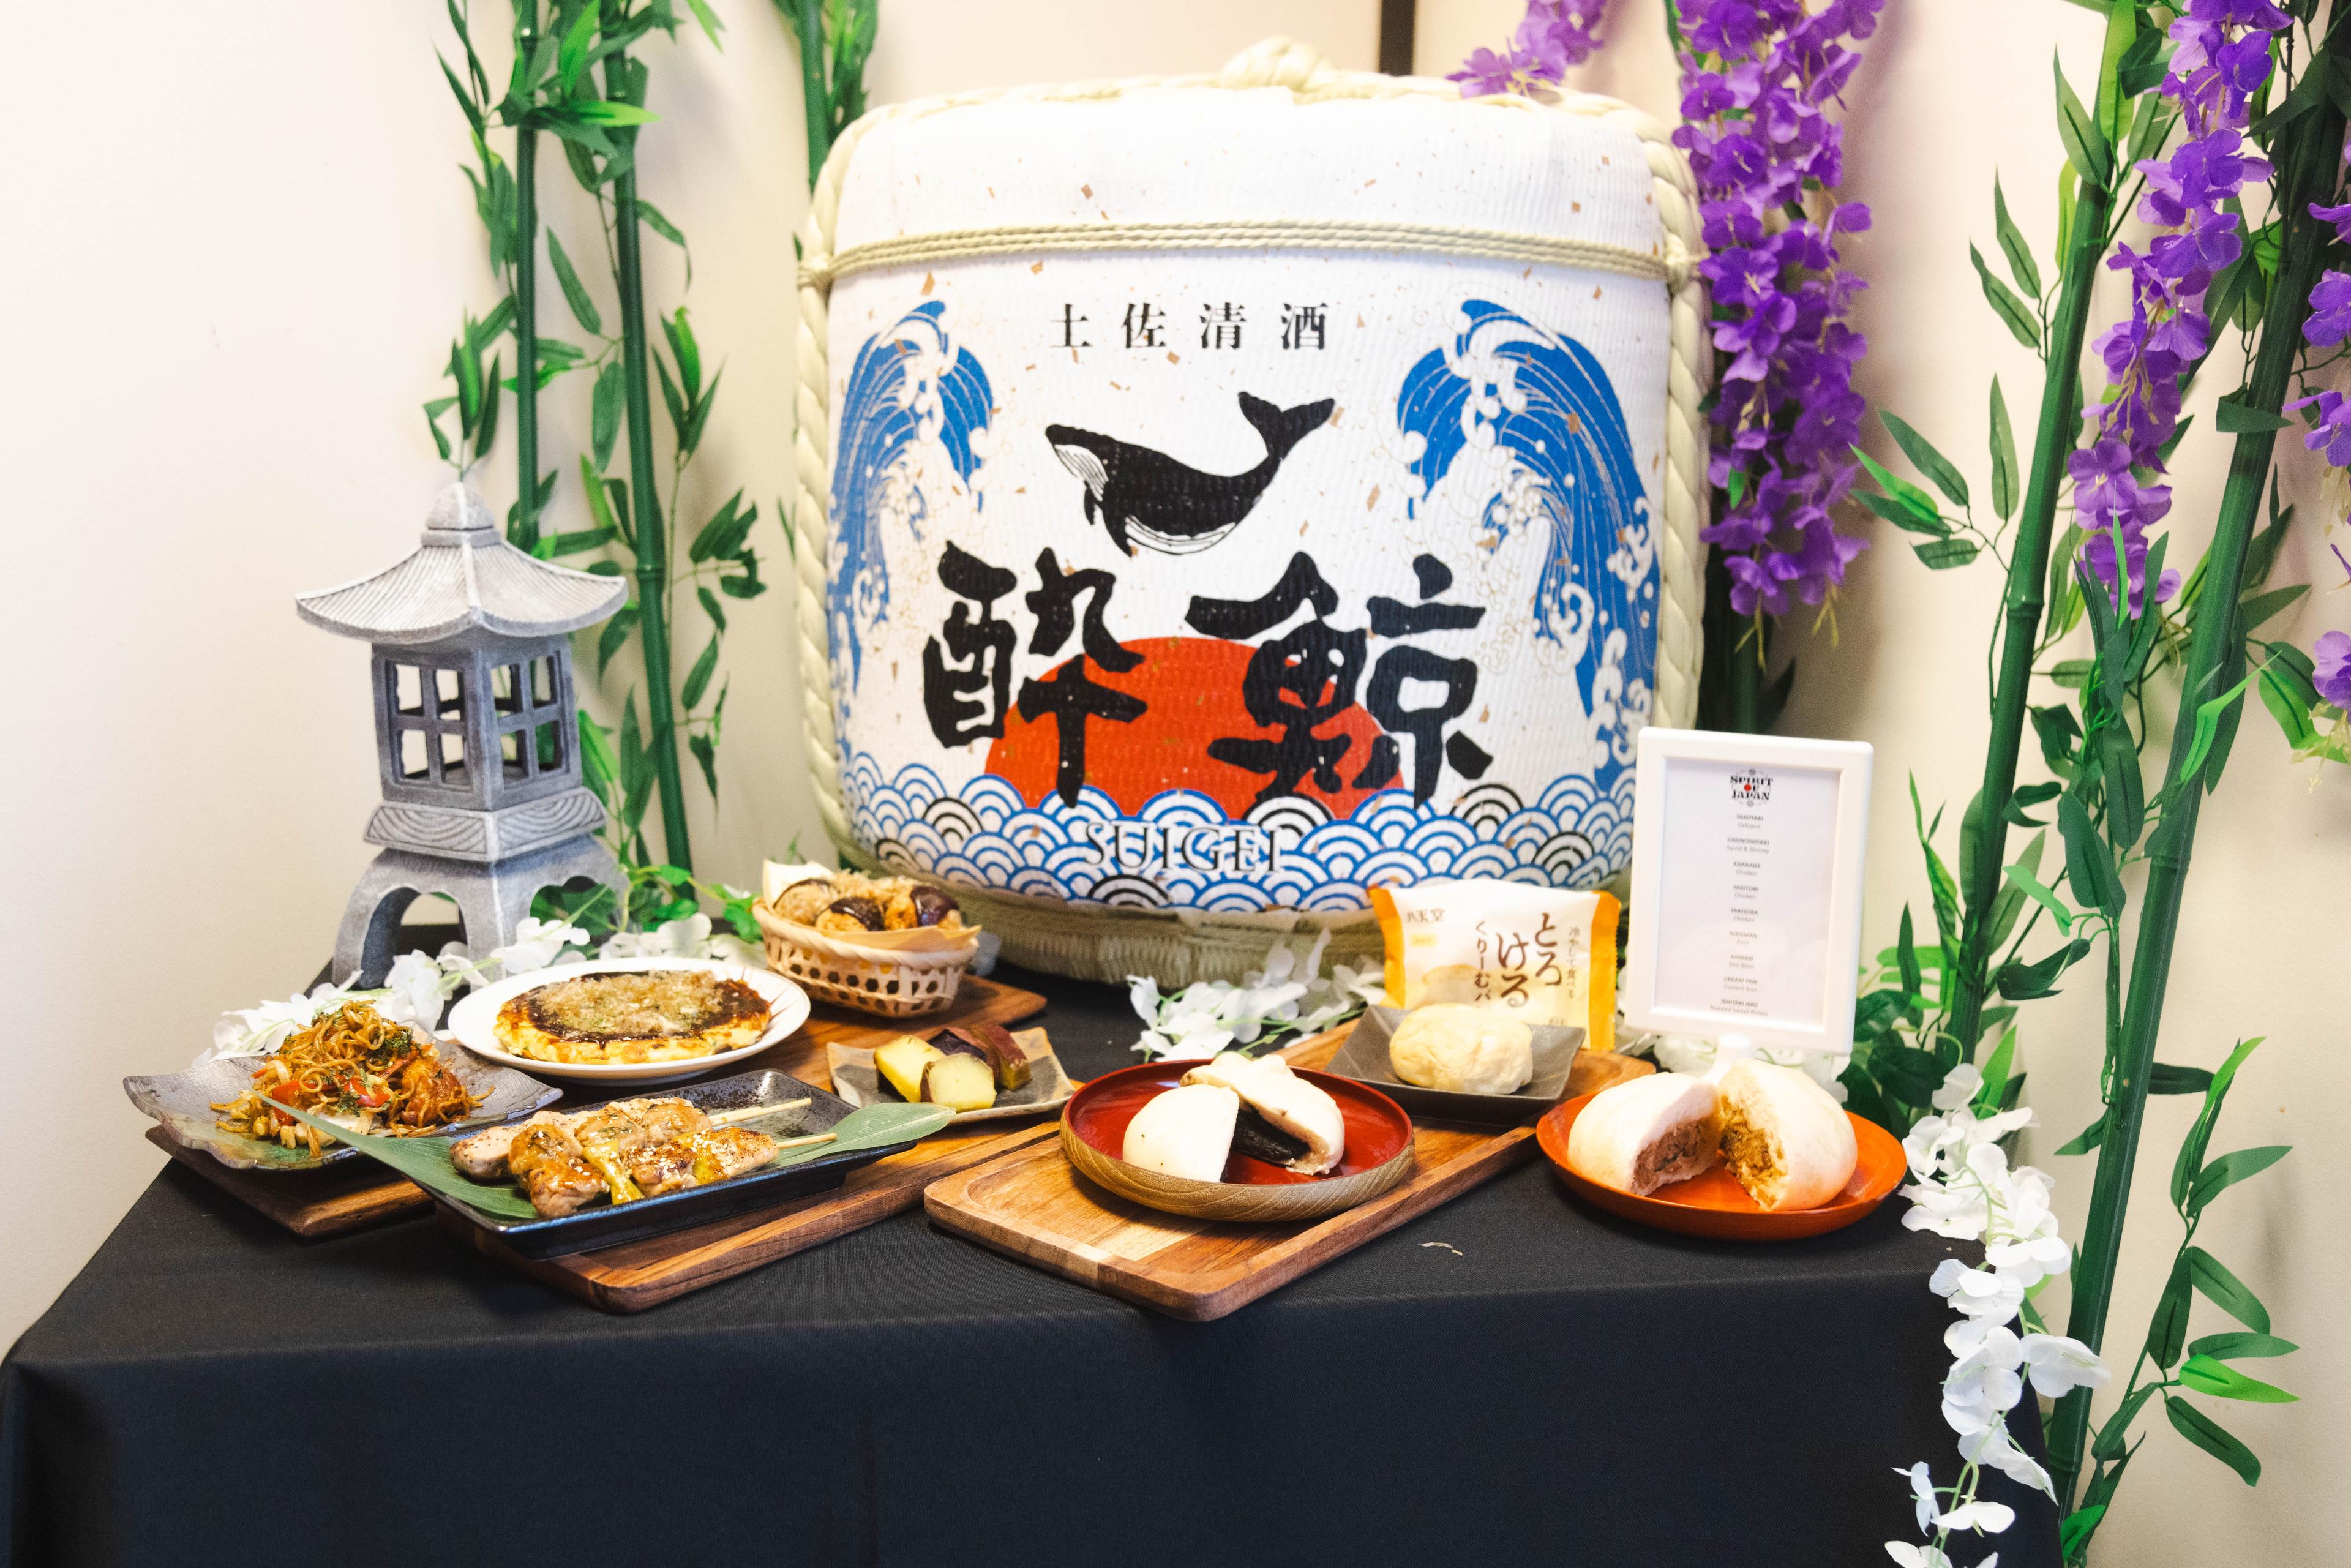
[828,301,994,690]
[842,749,1632,912]
[1395,300,1656,776]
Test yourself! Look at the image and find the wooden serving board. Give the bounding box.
[157,974,1047,1241]
[923,1027,1651,1321]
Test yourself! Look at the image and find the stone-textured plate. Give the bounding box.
[430,1068,919,1258]
[125,1045,561,1172]
[824,1027,1071,1123]
[1324,1006,1584,1124]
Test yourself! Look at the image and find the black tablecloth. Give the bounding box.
[5,963,2057,1567]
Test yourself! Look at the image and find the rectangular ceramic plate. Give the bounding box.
[825,1029,1072,1123]
[432,1069,911,1258]
[1325,1007,1585,1124]
[124,1046,562,1172]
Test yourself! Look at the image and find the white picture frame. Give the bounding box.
[1620,727,1875,1056]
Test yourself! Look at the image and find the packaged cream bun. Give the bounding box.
[1386,1004,1535,1095]
[1715,1059,1856,1211]
[1564,1073,1722,1195]
[1121,1083,1240,1182]
[1368,879,1620,1052]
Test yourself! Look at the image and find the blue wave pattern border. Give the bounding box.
[843,749,1633,912]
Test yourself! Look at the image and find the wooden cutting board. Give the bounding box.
[922,1026,1651,1321]
[157,974,1047,1240]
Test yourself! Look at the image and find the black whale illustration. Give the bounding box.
[1045,392,1335,557]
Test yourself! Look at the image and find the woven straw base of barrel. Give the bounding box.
[752,903,977,1017]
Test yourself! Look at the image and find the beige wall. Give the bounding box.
[5,2,2343,1562]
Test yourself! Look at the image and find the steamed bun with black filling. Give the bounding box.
[1387,1004,1535,1095]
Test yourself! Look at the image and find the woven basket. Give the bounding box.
[752,902,978,1018]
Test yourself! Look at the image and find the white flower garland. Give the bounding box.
[1888,1063,2112,1567]
[1128,931,1387,1059]
[198,913,763,1065]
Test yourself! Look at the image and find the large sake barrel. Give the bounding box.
[790,39,1708,983]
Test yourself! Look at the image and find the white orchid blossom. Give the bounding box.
[1889,1061,2105,1568]
[1130,931,1378,1060]
[598,910,761,966]
[1652,1030,1852,1101]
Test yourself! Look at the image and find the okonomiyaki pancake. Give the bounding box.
[495,970,773,1064]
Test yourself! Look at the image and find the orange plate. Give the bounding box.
[1535,1092,1907,1240]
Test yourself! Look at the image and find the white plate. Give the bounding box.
[444,958,812,1086]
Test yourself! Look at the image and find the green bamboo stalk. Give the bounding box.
[513,108,541,550]
[1944,8,2135,1056]
[605,50,695,871]
[792,0,830,185]
[2047,39,2349,1504]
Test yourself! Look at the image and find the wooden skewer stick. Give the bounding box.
[772,1132,836,1150]
[707,1098,810,1126]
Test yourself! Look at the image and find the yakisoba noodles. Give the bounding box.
[211,1001,479,1155]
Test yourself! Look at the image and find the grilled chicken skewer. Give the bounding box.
[450,1097,814,1217]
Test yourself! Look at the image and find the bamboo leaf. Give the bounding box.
[1996,936,2091,1000]
[2092,1387,2157,1463]
[2101,723,2144,850]
[697,584,727,633]
[544,526,617,557]
[591,362,626,471]
[1970,242,2044,348]
[2055,54,2113,185]
[1993,176,2044,298]
[2147,1251,2194,1367]
[577,707,617,806]
[424,403,453,462]
[1914,538,1981,570]
[1859,490,1952,536]
[1897,905,1922,997]
[2189,1146,2292,1214]
[1880,412,1970,507]
[689,731,719,797]
[655,351,691,446]
[545,228,604,336]
[1910,778,1963,951]
[680,366,723,457]
[2185,1245,2271,1332]
[2243,491,2293,587]
[2055,1112,2107,1156]
[662,306,702,399]
[2176,672,2254,784]
[2149,1061,2213,1095]
[2164,1397,2262,1485]
[2058,792,2123,914]
[684,0,725,45]
[2179,1354,2298,1403]
[2093,0,2136,141]
[566,100,660,127]
[2060,1505,2109,1562]
[2256,664,2320,749]
[2172,1037,2265,1209]
[2188,1332,2298,1360]
[474,358,501,459]
[2237,583,2307,631]
[2002,860,2075,934]
[2032,703,2082,774]
[555,0,600,94]
[1989,377,2020,520]
[681,634,721,710]
[2214,394,2293,432]
[597,601,637,677]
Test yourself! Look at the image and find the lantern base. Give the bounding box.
[333,836,624,988]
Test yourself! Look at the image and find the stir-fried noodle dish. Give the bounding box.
[211,1002,480,1154]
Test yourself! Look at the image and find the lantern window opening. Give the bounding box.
[531,655,558,708]
[434,667,465,722]
[397,728,430,782]
[390,663,424,718]
[438,730,469,785]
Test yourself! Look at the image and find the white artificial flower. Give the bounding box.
[490,917,591,977]
[377,951,450,1034]
[1900,1180,1992,1240]
[198,984,347,1065]
[1959,1420,2053,1497]
[1883,1544,1954,1568]
[706,932,763,966]
[1900,1462,1941,1535]
[1941,1324,2023,1437]
[1932,1064,1984,1111]
[1984,1234,2071,1289]
[1931,1259,2026,1324]
[601,912,714,960]
[2019,1334,2110,1398]
[1937,1501,2015,1536]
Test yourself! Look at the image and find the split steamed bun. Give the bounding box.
[1716,1059,1857,1211]
[1565,1073,1722,1195]
[1122,1083,1239,1182]
[1182,1052,1346,1174]
[1387,1004,1535,1095]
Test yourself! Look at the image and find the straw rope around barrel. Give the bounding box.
[787,37,1712,983]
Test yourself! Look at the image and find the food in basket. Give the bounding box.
[1116,1051,1349,1181]
[769,869,969,936]
[493,969,771,1065]
[449,1095,822,1217]
[210,1001,479,1155]
[1564,1073,1724,1196]
[1386,1003,1535,1094]
[1368,879,1620,1052]
[1715,1060,1856,1211]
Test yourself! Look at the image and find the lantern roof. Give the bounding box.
[295,483,626,646]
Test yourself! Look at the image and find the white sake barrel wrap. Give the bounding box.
[793,43,1708,980]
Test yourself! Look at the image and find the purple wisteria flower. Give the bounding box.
[1447,0,1609,96]
[2314,629,2351,710]
[1673,0,1881,617]
[2072,0,2287,615]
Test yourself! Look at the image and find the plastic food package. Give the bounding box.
[1369,880,1619,1053]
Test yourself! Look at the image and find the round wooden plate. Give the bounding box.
[1062,1061,1417,1223]
[1535,1092,1908,1240]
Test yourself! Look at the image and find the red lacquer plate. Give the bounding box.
[1535,1092,1907,1241]
[1060,1060,1417,1222]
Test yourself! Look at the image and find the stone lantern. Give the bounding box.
[298,483,629,984]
